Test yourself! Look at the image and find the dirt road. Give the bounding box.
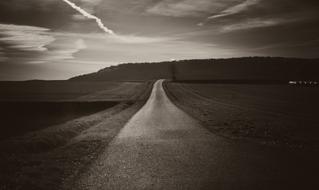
[72,80,319,190]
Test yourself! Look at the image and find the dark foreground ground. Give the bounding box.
[0,81,147,139]
[0,81,153,189]
[0,101,117,140]
[164,82,319,149]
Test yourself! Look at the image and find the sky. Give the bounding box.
[0,0,318,80]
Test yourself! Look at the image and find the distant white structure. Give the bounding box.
[289,81,319,86]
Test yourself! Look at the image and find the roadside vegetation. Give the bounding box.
[164,82,319,149]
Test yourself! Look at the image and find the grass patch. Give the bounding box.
[164,81,319,149]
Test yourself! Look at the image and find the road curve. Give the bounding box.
[72,80,319,190]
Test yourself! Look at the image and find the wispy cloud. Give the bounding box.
[61,0,114,35]
[0,23,89,64]
[76,0,102,13]
[110,35,174,44]
[0,48,8,62]
[219,18,295,32]
[0,22,179,67]
[18,38,88,64]
[208,0,260,20]
[0,24,55,52]
[197,0,260,26]
[146,0,231,17]
[43,38,87,61]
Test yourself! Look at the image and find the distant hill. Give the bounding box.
[70,62,173,81]
[70,57,319,82]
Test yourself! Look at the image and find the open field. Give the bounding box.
[164,82,319,149]
[0,81,145,101]
[0,81,154,189]
[0,81,148,139]
[0,101,117,140]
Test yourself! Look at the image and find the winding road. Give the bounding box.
[73,80,319,190]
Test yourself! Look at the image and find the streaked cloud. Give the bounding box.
[76,0,102,13]
[219,18,296,32]
[146,0,239,17]
[53,31,175,44]
[110,35,174,44]
[0,24,55,52]
[61,0,114,35]
[208,0,260,20]
[0,23,189,67]
[0,24,88,64]
[0,48,8,62]
[39,38,88,63]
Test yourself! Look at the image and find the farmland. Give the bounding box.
[164,82,319,149]
[0,81,145,102]
[0,81,148,139]
[0,81,153,189]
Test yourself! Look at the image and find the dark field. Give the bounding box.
[0,81,115,101]
[165,82,319,148]
[0,101,117,140]
[0,81,145,101]
[0,81,153,189]
[0,81,147,139]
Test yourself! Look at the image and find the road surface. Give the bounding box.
[72,80,319,190]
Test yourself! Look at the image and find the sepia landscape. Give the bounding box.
[1,0,319,190]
